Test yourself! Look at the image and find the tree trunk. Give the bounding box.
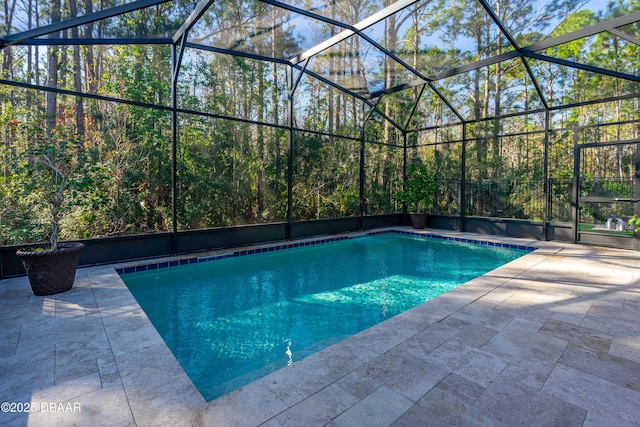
[2,0,16,78]
[69,0,85,137]
[382,0,398,197]
[46,0,61,137]
[492,0,502,181]
[271,7,282,182]
[26,0,34,107]
[85,0,97,96]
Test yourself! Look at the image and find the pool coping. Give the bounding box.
[116,228,537,403]
[2,226,639,426]
[99,227,556,425]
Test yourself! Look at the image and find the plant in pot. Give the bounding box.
[396,160,437,229]
[14,123,87,296]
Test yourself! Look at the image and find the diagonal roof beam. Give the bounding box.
[428,82,464,122]
[288,0,421,65]
[521,57,549,109]
[290,30,356,66]
[269,0,431,88]
[0,78,172,111]
[14,37,173,45]
[363,96,383,126]
[0,0,171,48]
[303,76,402,128]
[172,0,216,44]
[475,0,548,108]
[370,81,463,125]
[428,50,521,81]
[291,63,373,104]
[260,0,351,32]
[403,84,426,131]
[185,42,293,65]
[173,35,187,84]
[524,11,640,52]
[475,0,521,50]
[608,28,640,46]
[524,51,640,83]
[369,79,426,98]
[358,32,428,82]
[371,104,406,132]
[263,0,425,84]
[289,58,309,96]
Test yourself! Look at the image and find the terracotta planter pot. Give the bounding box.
[16,242,85,296]
[409,213,428,229]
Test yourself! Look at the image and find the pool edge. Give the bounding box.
[115,228,537,276]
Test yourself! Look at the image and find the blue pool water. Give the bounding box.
[121,233,528,401]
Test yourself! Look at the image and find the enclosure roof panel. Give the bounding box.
[375,85,424,130]
[26,1,188,41]
[306,33,421,97]
[188,0,336,59]
[2,0,640,115]
[1,0,177,46]
[430,57,546,121]
[506,0,640,48]
[285,0,422,65]
[538,32,640,80]
[361,0,516,78]
[406,84,464,131]
[3,0,141,36]
[273,0,391,24]
[528,57,640,108]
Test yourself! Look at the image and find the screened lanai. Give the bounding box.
[2,0,640,277]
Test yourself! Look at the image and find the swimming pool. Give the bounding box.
[120,231,530,401]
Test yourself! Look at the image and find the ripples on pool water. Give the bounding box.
[122,233,527,401]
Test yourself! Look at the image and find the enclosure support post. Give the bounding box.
[572,128,580,244]
[359,100,380,229]
[402,131,408,217]
[171,43,179,254]
[286,66,294,240]
[359,122,365,230]
[542,110,550,241]
[635,142,640,250]
[460,122,467,232]
[170,36,188,254]
[284,61,308,240]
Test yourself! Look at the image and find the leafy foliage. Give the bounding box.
[1,0,640,247]
[8,123,91,249]
[395,160,437,213]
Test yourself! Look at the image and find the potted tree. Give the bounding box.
[396,160,438,229]
[14,124,86,296]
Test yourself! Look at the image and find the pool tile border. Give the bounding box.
[116,230,536,275]
[371,229,536,252]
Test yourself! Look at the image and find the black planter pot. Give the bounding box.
[16,242,85,296]
[409,213,428,229]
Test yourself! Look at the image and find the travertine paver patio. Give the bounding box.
[1,228,639,426]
